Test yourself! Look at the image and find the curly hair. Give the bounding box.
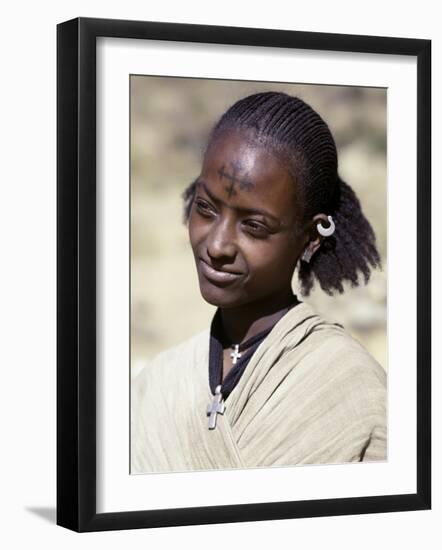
[182,91,381,296]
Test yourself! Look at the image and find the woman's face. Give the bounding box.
[188,129,309,309]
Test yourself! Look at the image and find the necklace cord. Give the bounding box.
[208,298,300,398]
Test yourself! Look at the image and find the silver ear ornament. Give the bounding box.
[317,215,335,237]
[301,246,314,263]
[301,216,336,263]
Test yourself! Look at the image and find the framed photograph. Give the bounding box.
[57,17,431,532]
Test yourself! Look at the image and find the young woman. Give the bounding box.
[131,91,386,474]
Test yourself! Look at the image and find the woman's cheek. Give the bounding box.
[260,249,295,281]
[188,214,204,247]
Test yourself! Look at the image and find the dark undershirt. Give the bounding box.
[208,297,300,399]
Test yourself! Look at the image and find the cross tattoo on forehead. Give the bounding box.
[218,160,254,199]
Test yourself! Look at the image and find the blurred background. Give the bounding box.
[131,77,387,370]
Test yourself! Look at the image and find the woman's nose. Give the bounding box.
[206,218,237,261]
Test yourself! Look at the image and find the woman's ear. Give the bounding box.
[301,213,329,263]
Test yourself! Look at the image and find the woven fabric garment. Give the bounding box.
[131,301,387,474]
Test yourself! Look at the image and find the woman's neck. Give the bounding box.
[220,290,298,345]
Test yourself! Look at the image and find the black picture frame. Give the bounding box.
[57,16,431,532]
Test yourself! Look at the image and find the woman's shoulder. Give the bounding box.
[131,328,210,386]
[319,324,384,381]
[288,304,387,432]
[295,302,386,390]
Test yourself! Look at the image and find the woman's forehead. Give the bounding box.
[200,130,303,217]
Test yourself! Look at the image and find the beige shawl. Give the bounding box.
[131,301,386,474]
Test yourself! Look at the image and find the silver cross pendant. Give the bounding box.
[206,385,225,430]
[230,344,242,365]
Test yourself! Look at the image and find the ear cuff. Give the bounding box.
[301,216,336,263]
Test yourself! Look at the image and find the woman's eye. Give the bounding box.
[243,220,270,237]
[195,199,215,217]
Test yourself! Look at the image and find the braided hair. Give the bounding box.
[182,91,381,296]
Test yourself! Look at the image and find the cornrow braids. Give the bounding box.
[181,91,381,296]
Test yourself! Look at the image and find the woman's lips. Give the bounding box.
[198,259,243,286]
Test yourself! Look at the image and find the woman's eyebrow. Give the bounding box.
[197,179,280,222]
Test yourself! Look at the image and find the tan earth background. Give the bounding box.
[131,76,387,371]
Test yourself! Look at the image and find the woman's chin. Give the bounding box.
[198,282,247,309]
